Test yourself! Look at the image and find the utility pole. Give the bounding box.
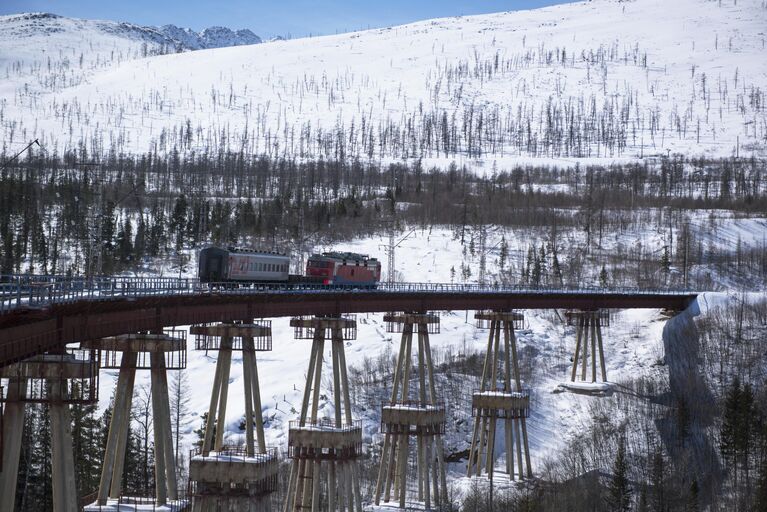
[380,227,416,285]
[478,225,487,287]
[388,222,396,284]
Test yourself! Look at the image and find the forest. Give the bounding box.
[1,149,766,289]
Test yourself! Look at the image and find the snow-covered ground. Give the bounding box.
[2,0,765,163]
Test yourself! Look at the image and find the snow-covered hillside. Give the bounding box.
[2,0,765,164]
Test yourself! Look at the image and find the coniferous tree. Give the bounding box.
[133,215,147,263]
[685,479,699,512]
[721,378,742,478]
[116,218,134,264]
[538,244,547,283]
[607,434,632,512]
[756,456,767,512]
[148,204,166,257]
[71,382,102,499]
[661,246,671,277]
[170,194,188,250]
[99,200,117,271]
[194,412,217,449]
[650,449,666,512]
[170,370,191,467]
[638,485,649,512]
[600,265,609,288]
[738,383,755,483]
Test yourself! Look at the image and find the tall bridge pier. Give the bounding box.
[284,315,363,512]
[0,349,99,512]
[374,312,448,509]
[467,311,532,481]
[81,331,186,508]
[565,310,610,387]
[189,321,279,512]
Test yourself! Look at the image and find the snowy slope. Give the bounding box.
[2,0,766,163]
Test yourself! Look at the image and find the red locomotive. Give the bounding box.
[305,252,381,286]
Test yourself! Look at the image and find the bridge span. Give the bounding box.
[0,276,700,511]
[0,276,698,367]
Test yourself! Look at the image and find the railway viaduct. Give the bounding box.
[0,277,698,511]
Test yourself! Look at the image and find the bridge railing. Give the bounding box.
[0,274,697,315]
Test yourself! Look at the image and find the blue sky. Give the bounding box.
[0,1,571,38]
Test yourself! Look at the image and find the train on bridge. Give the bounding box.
[198,246,382,286]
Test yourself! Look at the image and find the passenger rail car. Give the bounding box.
[198,247,290,283]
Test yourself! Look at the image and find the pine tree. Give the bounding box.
[170,194,188,250]
[685,479,699,512]
[538,244,547,282]
[756,456,767,512]
[499,236,508,270]
[99,200,117,274]
[738,382,755,486]
[194,412,216,449]
[116,218,134,264]
[650,448,666,512]
[721,378,742,476]
[122,426,145,494]
[133,215,147,262]
[71,382,102,499]
[638,485,649,512]
[524,245,535,283]
[661,245,671,276]
[600,265,609,288]
[531,250,542,286]
[607,434,632,512]
[148,204,166,256]
[131,385,154,495]
[551,248,563,287]
[170,370,191,467]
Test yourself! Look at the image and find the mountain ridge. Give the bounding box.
[0,11,262,51]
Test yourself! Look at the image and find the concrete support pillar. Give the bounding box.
[285,317,362,512]
[97,351,138,503]
[89,333,184,507]
[151,351,178,503]
[190,322,275,512]
[49,379,78,512]
[375,313,447,509]
[569,310,608,383]
[110,357,138,499]
[467,313,532,482]
[0,378,27,512]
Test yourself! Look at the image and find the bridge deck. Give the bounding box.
[0,276,699,367]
